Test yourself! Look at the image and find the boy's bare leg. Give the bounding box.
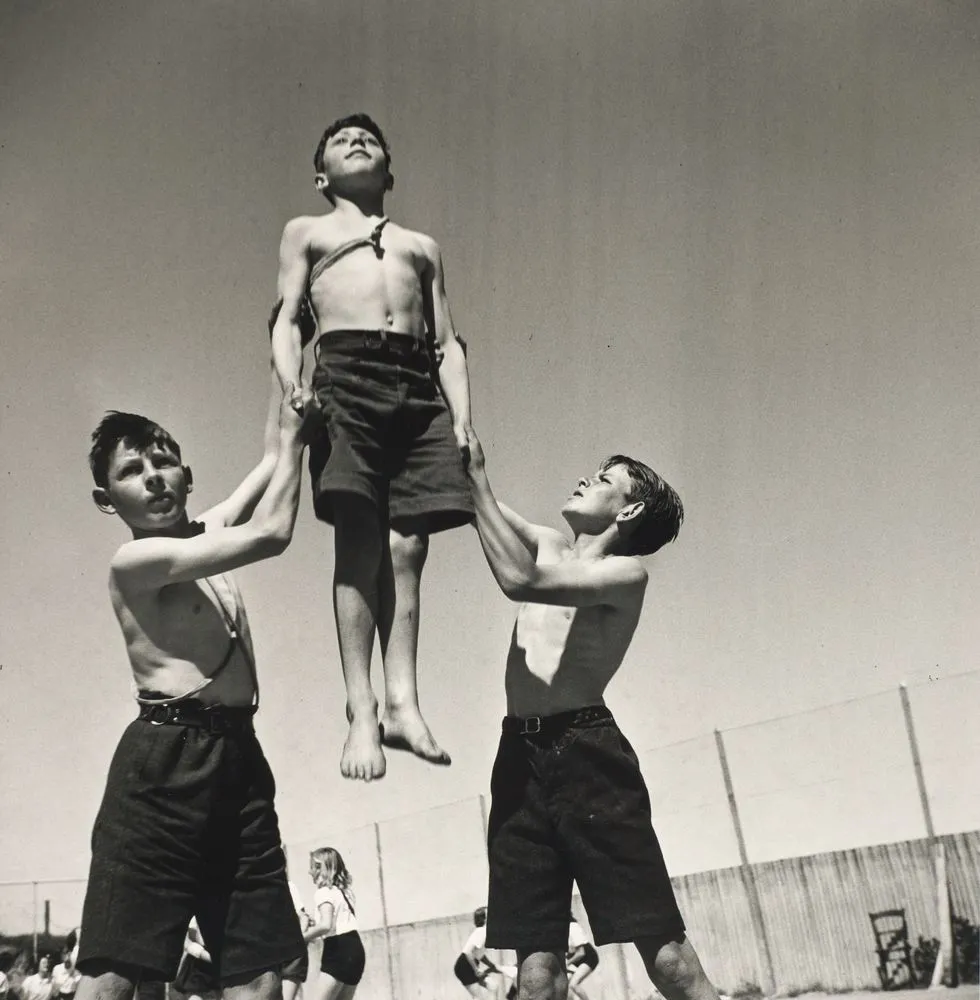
[332,494,386,781]
[514,952,567,1000]
[223,969,283,1000]
[75,968,138,1000]
[376,523,450,765]
[633,936,719,1000]
[566,967,591,1000]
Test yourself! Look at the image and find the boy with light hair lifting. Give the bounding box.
[464,428,723,1000]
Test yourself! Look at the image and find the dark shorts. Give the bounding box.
[77,712,305,981]
[281,951,309,984]
[172,955,219,996]
[308,330,474,533]
[453,953,479,987]
[319,931,365,986]
[485,706,685,952]
[569,943,599,970]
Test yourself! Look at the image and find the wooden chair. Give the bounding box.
[869,908,914,990]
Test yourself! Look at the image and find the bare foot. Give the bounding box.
[340,716,387,781]
[380,705,451,766]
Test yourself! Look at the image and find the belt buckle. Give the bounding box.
[521,716,542,736]
[148,704,173,726]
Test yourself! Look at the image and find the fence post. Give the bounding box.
[32,881,38,960]
[714,729,776,995]
[374,823,397,1000]
[899,684,953,986]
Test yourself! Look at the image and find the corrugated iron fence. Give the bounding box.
[356,832,979,1000]
[3,674,977,996]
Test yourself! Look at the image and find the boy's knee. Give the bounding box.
[221,967,281,999]
[646,938,702,994]
[388,530,428,572]
[75,962,143,1000]
[518,953,566,1000]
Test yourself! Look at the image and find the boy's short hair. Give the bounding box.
[268,297,317,348]
[313,113,392,174]
[602,454,683,556]
[473,906,488,927]
[89,412,181,489]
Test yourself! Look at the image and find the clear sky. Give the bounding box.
[1,0,978,928]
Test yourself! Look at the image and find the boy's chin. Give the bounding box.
[131,508,187,532]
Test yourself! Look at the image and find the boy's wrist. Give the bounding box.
[467,463,489,486]
[279,424,302,447]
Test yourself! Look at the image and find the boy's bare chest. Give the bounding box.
[515,602,608,662]
[120,577,245,656]
[309,226,423,285]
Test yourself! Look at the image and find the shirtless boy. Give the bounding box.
[453,907,517,1000]
[75,376,307,1000]
[464,429,722,1000]
[271,113,474,781]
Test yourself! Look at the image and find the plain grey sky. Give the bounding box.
[1,0,978,923]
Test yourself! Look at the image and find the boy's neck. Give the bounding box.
[569,525,626,558]
[130,514,199,541]
[330,192,387,219]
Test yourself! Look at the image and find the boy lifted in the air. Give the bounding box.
[271,113,474,781]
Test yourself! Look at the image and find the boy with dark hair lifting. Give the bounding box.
[74,375,307,1000]
[271,113,474,781]
[463,428,722,1000]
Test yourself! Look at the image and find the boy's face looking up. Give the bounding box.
[95,439,192,533]
[561,463,635,532]
[315,125,392,199]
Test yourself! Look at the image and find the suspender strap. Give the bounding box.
[308,217,389,287]
[134,575,258,708]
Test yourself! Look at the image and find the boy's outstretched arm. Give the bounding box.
[465,429,647,608]
[497,502,560,556]
[110,390,306,592]
[271,219,312,409]
[421,237,471,452]
[200,369,283,528]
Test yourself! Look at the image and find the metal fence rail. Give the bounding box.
[3,673,977,997]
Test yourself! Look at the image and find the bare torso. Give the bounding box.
[300,213,433,337]
[504,533,644,716]
[109,568,257,708]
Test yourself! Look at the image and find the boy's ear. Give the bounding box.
[92,487,116,516]
[616,501,645,525]
[184,466,194,493]
[314,173,329,195]
[384,170,394,192]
